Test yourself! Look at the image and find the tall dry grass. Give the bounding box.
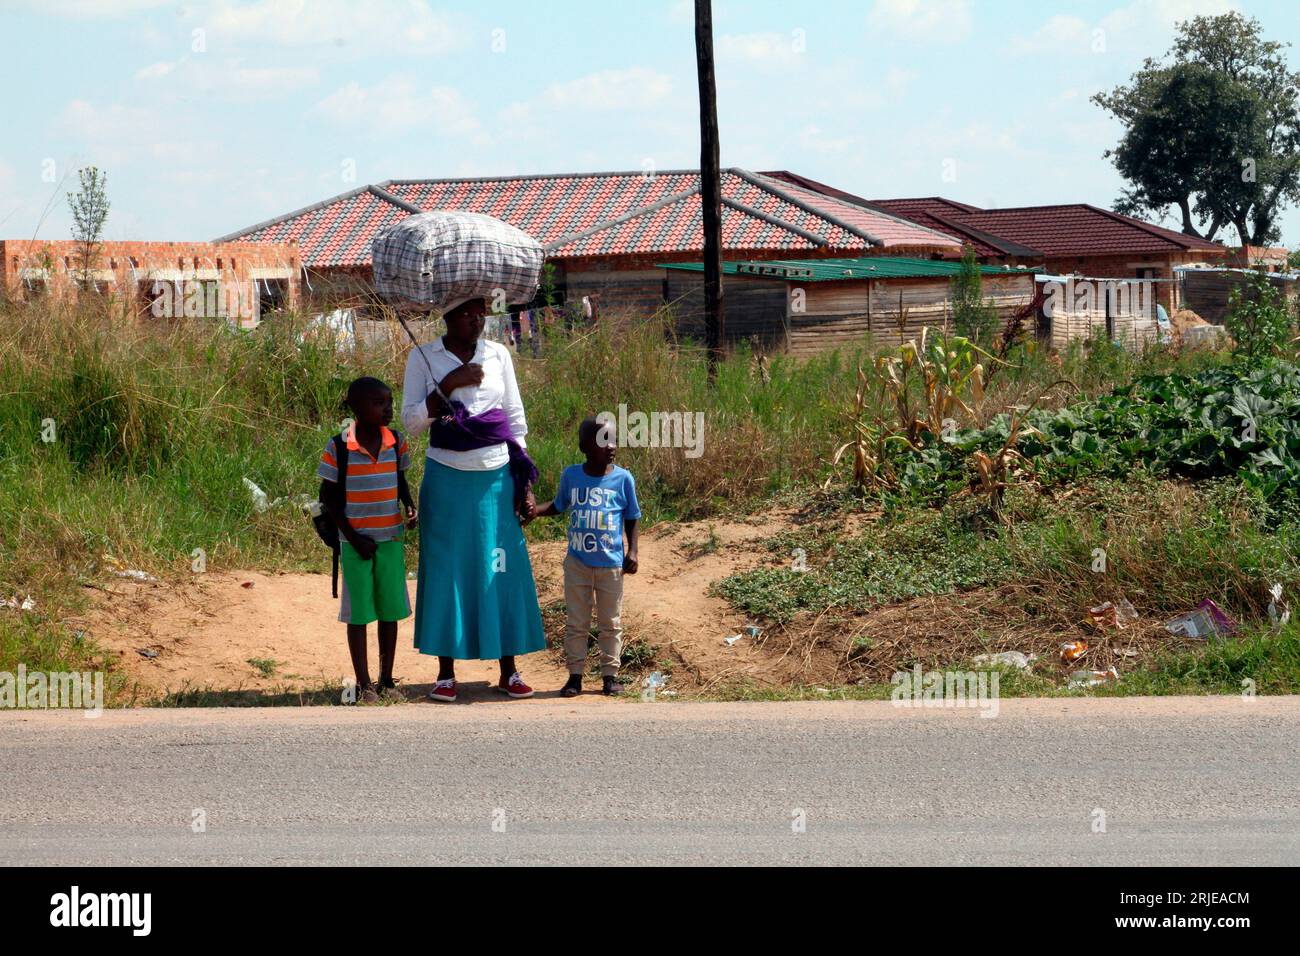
[0,291,1217,678]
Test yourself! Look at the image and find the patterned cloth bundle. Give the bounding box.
[372,211,543,311]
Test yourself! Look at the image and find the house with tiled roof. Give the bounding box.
[868,198,1227,311]
[217,168,962,317]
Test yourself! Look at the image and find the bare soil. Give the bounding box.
[83,514,794,702]
[81,509,1190,703]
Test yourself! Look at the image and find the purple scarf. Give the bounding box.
[428,401,538,506]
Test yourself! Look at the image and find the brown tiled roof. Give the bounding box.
[218,170,962,268]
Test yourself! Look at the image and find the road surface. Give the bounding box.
[2,696,1297,865]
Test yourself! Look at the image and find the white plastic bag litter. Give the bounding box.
[371,211,543,311]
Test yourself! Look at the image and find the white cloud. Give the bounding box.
[667,0,693,26]
[1010,0,1236,57]
[56,100,160,151]
[798,125,861,156]
[50,99,201,186]
[541,68,673,112]
[223,64,319,92]
[205,0,467,55]
[1010,15,1093,55]
[884,66,917,93]
[1100,0,1236,40]
[18,0,170,15]
[313,76,483,139]
[134,57,319,99]
[718,31,807,71]
[866,0,972,44]
[135,60,177,80]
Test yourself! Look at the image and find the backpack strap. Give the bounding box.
[335,433,349,501]
[391,428,413,507]
[331,433,349,599]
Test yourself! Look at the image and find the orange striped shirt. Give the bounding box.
[317,425,411,541]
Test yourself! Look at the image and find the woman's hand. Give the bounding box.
[517,490,537,525]
[405,504,418,529]
[439,364,484,395]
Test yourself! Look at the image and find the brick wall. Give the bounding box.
[1040,250,1225,312]
[1,239,301,326]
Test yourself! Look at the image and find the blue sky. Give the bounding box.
[2,0,1297,247]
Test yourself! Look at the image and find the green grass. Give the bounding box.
[714,504,1018,622]
[712,476,1300,694]
[2,293,1287,703]
[691,623,1300,700]
[245,657,282,678]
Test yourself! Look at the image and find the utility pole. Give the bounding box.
[694,0,724,379]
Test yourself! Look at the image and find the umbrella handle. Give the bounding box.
[396,312,451,408]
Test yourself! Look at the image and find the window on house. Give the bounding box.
[138,280,167,319]
[257,278,288,319]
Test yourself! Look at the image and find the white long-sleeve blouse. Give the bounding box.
[400,337,528,472]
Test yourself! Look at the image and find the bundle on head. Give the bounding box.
[371,210,544,312]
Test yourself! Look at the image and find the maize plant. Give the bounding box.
[824,363,913,491]
[967,380,1069,522]
[877,326,992,447]
[969,406,1036,522]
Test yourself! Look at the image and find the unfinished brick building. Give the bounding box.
[0,239,301,327]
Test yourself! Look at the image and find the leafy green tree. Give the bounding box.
[1093,12,1300,247]
[67,166,110,290]
[1225,269,1293,361]
[949,244,998,345]
[1288,247,1300,271]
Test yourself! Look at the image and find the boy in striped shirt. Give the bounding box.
[319,377,416,703]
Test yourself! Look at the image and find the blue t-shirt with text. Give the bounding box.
[552,464,641,568]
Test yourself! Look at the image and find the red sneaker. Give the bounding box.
[496,672,534,699]
[428,679,457,703]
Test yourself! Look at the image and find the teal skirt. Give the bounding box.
[413,458,545,660]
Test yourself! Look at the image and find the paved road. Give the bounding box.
[2,696,1297,865]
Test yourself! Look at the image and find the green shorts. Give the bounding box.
[338,538,411,626]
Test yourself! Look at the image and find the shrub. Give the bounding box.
[1225,269,1293,362]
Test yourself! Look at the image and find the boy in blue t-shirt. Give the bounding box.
[532,417,640,696]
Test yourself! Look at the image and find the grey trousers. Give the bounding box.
[563,553,624,676]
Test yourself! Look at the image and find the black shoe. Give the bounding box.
[602,676,625,696]
[561,675,583,698]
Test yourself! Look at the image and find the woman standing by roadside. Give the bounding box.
[401,296,545,702]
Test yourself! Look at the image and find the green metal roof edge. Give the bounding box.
[656,257,1026,280]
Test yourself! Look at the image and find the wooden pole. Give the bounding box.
[695,0,724,379]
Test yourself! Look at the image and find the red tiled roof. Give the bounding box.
[954,204,1226,257]
[869,196,982,218]
[222,186,418,269]
[867,199,1038,258]
[218,169,961,269]
[870,197,1225,258]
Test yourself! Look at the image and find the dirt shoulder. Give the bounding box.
[83,514,792,702]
